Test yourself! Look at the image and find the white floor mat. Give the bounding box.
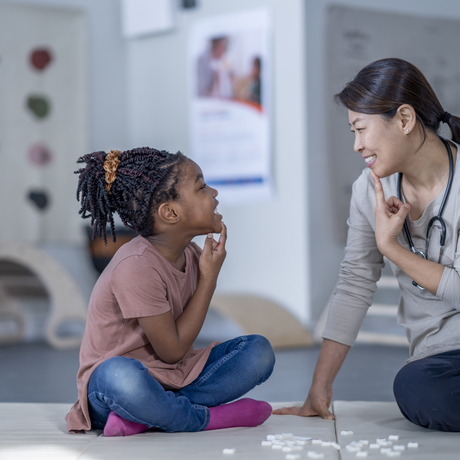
[1,401,459,459]
[0,403,98,460]
[333,401,460,459]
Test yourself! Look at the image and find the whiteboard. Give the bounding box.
[327,5,460,242]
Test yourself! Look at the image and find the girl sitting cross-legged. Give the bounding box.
[66,147,275,436]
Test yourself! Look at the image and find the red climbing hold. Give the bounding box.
[30,48,53,71]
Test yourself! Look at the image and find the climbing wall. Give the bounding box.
[0,3,87,244]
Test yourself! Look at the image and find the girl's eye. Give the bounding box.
[201,183,207,189]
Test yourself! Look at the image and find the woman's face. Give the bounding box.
[348,109,406,178]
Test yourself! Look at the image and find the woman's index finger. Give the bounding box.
[371,171,386,204]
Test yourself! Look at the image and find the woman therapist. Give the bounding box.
[274,58,460,432]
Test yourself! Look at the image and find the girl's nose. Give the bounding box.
[211,186,218,197]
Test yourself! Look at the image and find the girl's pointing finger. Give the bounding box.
[215,222,227,250]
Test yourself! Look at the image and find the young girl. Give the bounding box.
[66,147,275,436]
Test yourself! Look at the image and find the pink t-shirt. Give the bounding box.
[66,236,218,432]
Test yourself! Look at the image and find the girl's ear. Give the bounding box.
[157,202,180,224]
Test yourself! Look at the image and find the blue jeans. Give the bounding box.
[88,334,275,432]
[394,349,460,432]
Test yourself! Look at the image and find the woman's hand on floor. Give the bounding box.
[272,384,334,420]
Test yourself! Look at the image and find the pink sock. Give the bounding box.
[103,411,150,437]
[204,398,272,431]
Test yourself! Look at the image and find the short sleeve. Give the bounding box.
[111,255,171,319]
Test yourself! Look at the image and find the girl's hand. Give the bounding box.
[272,383,334,420]
[199,222,227,282]
[371,172,410,256]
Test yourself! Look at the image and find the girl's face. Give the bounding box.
[176,159,223,235]
[348,109,407,178]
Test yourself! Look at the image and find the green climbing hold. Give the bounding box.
[27,96,50,119]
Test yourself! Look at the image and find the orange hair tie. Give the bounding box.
[103,150,121,194]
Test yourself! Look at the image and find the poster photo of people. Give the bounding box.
[189,9,272,205]
[196,35,262,108]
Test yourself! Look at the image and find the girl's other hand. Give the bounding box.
[371,171,410,256]
[199,222,227,282]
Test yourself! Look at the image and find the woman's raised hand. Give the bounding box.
[199,222,227,282]
[371,172,410,256]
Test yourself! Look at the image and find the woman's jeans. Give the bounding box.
[394,349,460,432]
[88,334,275,432]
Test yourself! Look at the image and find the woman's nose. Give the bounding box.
[353,136,363,153]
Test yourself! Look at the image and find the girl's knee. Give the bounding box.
[246,335,275,379]
[94,357,148,394]
[97,357,144,376]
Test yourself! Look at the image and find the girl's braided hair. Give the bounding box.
[75,147,187,244]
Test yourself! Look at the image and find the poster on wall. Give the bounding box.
[189,9,272,205]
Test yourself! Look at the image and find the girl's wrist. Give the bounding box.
[198,275,217,289]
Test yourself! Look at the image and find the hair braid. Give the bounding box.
[76,147,187,245]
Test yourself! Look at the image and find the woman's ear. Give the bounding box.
[157,202,180,224]
[397,104,417,134]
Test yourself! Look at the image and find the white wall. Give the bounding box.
[0,0,129,153]
[125,0,311,324]
[8,0,460,326]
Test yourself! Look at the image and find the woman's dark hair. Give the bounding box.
[335,58,460,144]
[75,147,187,244]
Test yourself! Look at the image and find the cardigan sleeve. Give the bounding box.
[436,230,460,309]
[322,171,385,346]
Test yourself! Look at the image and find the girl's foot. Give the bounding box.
[204,398,272,431]
[103,411,149,437]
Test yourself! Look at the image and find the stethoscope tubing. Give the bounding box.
[396,136,453,290]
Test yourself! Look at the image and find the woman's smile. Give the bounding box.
[364,154,377,167]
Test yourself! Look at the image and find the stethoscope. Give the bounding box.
[397,136,454,290]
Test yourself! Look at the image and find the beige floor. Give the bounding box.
[1,402,459,460]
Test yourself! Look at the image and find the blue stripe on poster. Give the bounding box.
[207,177,265,186]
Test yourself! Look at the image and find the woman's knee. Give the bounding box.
[393,357,460,431]
[394,359,428,409]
